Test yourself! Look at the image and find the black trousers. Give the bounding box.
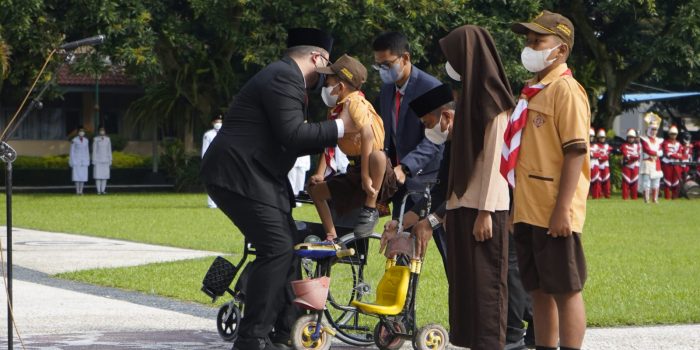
[207,185,302,339]
[506,232,533,344]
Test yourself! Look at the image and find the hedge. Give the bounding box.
[12,152,152,169]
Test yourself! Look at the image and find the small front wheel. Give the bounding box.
[373,321,406,350]
[291,314,333,350]
[216,302,241,342]
[413,323,449,350]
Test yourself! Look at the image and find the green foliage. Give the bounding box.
[111,151,151,169]
[609,153,623,191]
[159,138,202,192]
[13,155,69,169]
[12,152,150,169]
[109,133,128,152]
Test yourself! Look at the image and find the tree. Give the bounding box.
[552,0,700,128]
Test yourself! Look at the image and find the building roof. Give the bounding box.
[56,65,137,86]
[622,92,700,102]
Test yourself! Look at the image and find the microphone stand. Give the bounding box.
[1,62,53,350]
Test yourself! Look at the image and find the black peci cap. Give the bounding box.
[287,28,334,53]
[409,84,454,118]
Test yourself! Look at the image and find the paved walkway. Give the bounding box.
[0,227,699,349]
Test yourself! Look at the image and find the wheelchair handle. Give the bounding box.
[336,248,355,258]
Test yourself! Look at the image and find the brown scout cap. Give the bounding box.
[511,10,574,48]
[315,54,367,89]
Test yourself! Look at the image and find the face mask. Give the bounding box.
[321,83,340,107]
[78,131,85,137]
[520,45,560,73]
[424,116,449,145]
[445,61,461,81]
[378,62,403,84]
[213,123,222,131]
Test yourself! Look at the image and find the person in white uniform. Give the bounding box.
[288,155,310,207]
[69,126,90,195]
[202,115,222,208]
[92,126,112,194]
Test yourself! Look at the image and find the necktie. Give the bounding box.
[394,90,402,130]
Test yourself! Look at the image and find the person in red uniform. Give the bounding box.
[589,128,601,198]
[620,128,641,200]
[661,125,683,199]
[595,128,612,198]
[680,132,694,179]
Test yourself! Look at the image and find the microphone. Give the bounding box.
[58,35,106,50]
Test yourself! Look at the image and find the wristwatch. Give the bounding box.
[400,164,412,177]
[427,214,441,230]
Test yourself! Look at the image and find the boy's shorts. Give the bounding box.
[513,223,587,294]
[326,155,397,216]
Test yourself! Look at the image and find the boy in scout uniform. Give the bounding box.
[508,11,590,350]
[308,54,397,240]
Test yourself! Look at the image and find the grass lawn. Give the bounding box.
[2,192,699,327]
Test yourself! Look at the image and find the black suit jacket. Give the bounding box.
[201,56,338,213]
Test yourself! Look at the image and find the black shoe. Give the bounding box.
[231,336,285,350]
[269,332,292,350]
[353,207,379,238]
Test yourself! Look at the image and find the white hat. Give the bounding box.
[589,128,595,136]
[668,125,678,134]
[597,128,606,138]
[626,129,637,137]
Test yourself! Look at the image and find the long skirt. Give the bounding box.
[93,163,111,180]
[445,207,508,350]
[71,165,88,182]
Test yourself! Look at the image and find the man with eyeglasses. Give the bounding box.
[201,28,353,350]
[372,32,442,220]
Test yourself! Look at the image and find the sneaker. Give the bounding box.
[353,207,379,238]
[504,338,527,350]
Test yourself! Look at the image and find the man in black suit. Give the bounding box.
[201,28,351,350]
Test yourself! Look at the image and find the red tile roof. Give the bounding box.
[56,65,137,86]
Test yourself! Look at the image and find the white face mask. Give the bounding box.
[445,61,461,81]
[520,45,560,73]
[213,122,222,131]
[424,115,449,145]
[321,83,339,108]
[78,131,85,137]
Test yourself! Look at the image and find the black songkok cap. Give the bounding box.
[287,28,334,53]
[409,84,454,118]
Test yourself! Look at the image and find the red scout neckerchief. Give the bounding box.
[500,69,572,187]
[324,92,365,177]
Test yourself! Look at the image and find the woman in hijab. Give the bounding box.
[440,25,515,350]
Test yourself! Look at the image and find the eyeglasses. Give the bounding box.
[372,56,401,71]
[312,52,330,66]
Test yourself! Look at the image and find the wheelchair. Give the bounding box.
[290,181,449,350]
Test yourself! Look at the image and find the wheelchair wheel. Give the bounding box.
[216,302,241,342]
[291,314,332,350]
[413,323,449,350]
[373,321,406,350]
[323,232,384,346]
